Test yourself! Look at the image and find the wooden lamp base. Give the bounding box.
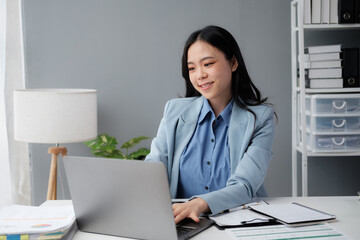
[46,146,67,200]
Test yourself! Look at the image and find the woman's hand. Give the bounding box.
[172,198,210,224]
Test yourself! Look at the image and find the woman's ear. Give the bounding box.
[231,56,238,72]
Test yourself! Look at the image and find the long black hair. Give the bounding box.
[182,25,269,118]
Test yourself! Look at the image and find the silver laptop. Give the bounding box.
[63,156,213,240]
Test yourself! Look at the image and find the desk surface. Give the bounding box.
[43,196,360,240]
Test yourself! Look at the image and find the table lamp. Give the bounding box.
[14,89,97,200]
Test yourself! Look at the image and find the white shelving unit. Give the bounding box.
[291,0,360,196]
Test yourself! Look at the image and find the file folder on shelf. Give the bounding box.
[342,48,359,88]
[338,0,356,23]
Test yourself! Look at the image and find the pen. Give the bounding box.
[225,201,261,213]
[221,200,264,213]
[241,202,260,209]
[240,218,277,225]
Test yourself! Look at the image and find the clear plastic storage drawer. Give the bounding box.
[306,115,360,132]
[306,133,360,152]
[306,94,360,114]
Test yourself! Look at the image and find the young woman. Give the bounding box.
[145,25,275,224]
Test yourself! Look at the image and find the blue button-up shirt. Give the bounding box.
[177,98,233,198]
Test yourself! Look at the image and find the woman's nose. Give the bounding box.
[197,68,207,80]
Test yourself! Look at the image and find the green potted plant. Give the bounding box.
[84,133,150,160]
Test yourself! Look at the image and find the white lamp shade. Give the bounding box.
[14,89,97,144]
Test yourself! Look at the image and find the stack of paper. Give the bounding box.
[0,205,76,240]
[303,44,343,89]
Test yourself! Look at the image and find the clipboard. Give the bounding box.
[249,202,336,226]
[209,201,278,229]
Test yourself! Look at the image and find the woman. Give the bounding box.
[145,25,275,224]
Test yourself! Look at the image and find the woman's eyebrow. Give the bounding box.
[187,56,215,65]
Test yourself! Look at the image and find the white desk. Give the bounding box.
[43,196,360,240]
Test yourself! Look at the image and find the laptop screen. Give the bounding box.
[63,156,178,240]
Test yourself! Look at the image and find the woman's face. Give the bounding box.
[187,40,237,107]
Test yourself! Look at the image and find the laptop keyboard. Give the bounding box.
[176,218,214,239]
[176,224,197,236]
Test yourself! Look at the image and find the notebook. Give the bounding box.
[249,202,336,226]
[63,156,214,240]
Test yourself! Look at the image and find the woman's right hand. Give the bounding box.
[172,198,209,224]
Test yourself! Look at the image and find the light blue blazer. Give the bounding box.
[145,96,275,214]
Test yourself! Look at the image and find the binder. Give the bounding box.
[308,52,341,61]
[306,68,342,78]
[305,78,343,88]
[322,0,330,23]
[304,0,312,24]
[249,202,336,226]
[338,0,355,23]
[306,44,341,54]
[342,48,359,87]
[304,60,342,69]
[356,0,360,22]
[312,0,322,24]
[330,0,339,23]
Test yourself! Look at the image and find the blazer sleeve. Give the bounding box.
[145,100,172,176]
[195,106,275,214]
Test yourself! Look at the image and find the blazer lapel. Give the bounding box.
[169,97,203,197]
[228,104,251,171]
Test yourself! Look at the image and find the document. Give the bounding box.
[0,205,75,235]
[225,223,349,240]
[209,201,273,227]
[210,209,273,227]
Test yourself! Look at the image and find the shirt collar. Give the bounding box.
[198,97,234,124]
[220,99,234,125]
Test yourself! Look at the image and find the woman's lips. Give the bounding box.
[198,82,214,90]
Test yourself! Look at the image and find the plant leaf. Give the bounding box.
[127,148,150,160]
[84,138,97,147]
[84,134,148,160]
[121,136,149,149]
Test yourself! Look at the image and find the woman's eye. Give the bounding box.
[188,67,195,71]
[204,62,214,67]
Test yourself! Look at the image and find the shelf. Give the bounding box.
[299,127,360,135]
[303,130,360,135]
[305,88,360,93]
[304,112,360,117]
[296,146,360,156]
[296,87,360,93]
[303,24,360,30]
[291,0,360,197]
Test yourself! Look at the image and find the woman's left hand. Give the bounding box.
[172,198,210,224]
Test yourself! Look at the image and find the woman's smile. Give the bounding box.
[198,81,214,90]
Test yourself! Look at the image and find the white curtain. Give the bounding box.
[0,0,31,208]
[0,0,12,209]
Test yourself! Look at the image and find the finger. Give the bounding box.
[174,212,186,224]
[172,204,184,216]
[175,205,193,223]
[188,212,200,223]
[172,203,181,208]
[174,208,200,224]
